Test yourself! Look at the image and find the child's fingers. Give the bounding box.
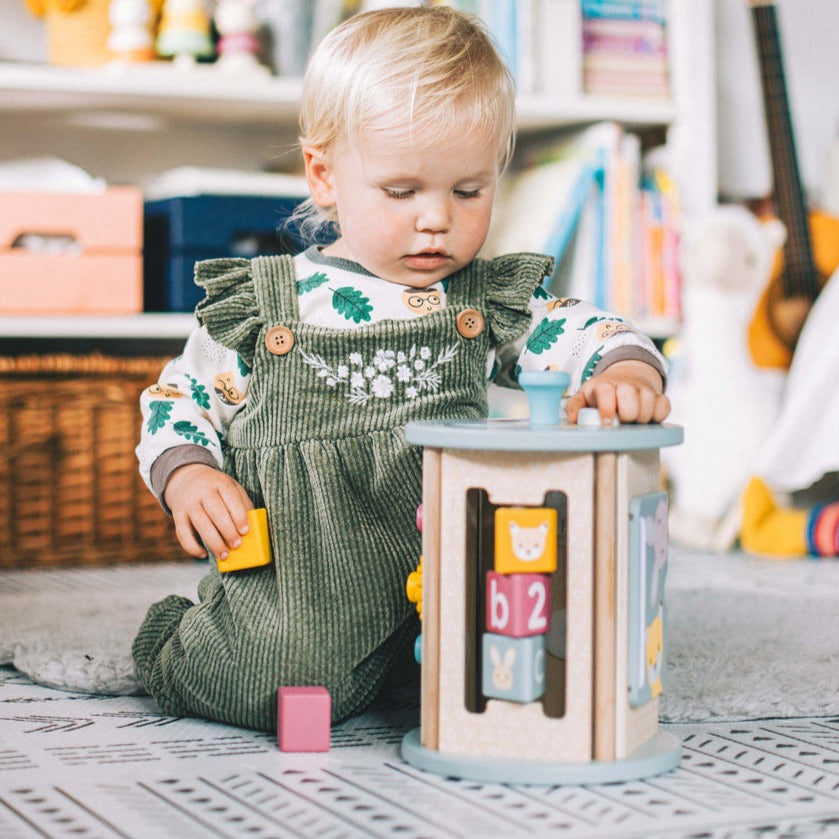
[568,383,669,425]
[615,383,649,423]
[217,481,254,535]
[563,390,585,423]
[563,390,593,422]
[172,510,209,559]
[652,393,671,422]
[614,385,670,424]
[588,381,617,422]
[200,492,245,556]
[564,384,616,423]
[192,505,237,560]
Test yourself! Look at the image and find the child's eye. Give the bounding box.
[454,189,481,199]
[383,188,413,199]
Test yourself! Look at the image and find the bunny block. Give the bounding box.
[482,634,545,703]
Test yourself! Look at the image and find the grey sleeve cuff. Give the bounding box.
[592,346,667,389]
[150,445,222,513]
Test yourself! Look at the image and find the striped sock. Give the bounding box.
[805,501,839,557]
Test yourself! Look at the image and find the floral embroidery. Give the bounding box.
[301,344,458,405]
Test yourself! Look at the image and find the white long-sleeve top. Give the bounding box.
[137,247,666,502]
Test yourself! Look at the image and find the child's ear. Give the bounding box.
[302,146,335,209]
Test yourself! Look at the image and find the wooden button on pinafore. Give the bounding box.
[456,308,484,338]
[265,325,294,355]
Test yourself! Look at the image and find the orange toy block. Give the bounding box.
[494,506,557,574]
[216,507,272,573]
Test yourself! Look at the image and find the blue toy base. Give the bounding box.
[400,728,681,785]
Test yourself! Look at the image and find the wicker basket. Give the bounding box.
[0,353,188,568]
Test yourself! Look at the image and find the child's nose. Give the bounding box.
[416,195,451,233]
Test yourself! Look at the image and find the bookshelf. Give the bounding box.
[0,0,716,347]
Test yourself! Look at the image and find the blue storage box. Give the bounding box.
[144,194,306,312]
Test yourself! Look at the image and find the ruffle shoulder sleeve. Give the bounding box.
[194,258,262,367]
[483,252,554,345]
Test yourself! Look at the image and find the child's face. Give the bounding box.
[304,127,500,287]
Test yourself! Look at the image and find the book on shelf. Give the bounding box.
[254,0,674,106]
[581,0,670,98]
[580,0,666,24]
[483,122,681,329]
[640,166,681,322]
[442,0,670,100]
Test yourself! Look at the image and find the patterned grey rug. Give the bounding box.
[1,546,838,723]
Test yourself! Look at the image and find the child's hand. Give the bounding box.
[564,359,670,425]
[164,463,254,559]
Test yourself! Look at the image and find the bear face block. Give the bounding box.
[494,506,558,574]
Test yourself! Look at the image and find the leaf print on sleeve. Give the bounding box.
[532,283,551,300]
[237,353,251,377]
[526,317,566,354]
[581,346,604,383]
[146,400,173,434]
[297,271,329,295]
[188,375,211,410]
[582,314,624,330]
[173,421,215,447]
[332,286,373,324]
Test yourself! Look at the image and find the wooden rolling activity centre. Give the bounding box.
[401,371,684,785]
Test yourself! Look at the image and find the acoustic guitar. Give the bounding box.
[746,0,839,370]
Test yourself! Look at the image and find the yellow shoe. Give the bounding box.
[740,477,807,558]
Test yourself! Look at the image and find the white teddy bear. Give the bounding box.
[663,205,787,549]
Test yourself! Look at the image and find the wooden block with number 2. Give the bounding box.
[485,571,551,638]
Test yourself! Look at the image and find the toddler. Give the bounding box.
[134,5,670,731]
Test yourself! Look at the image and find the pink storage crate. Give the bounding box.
[0,187,143,315]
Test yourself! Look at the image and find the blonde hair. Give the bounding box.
[293,5,516,240]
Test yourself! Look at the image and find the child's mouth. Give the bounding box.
[405,251,450,270]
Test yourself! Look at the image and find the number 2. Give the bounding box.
[527,581,547,631]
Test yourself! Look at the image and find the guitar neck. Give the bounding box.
[751,2,818,300]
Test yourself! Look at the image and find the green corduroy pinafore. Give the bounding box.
[132,251,552,731]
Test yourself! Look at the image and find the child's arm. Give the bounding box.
[137,325,253,558]
[497,291,669,424]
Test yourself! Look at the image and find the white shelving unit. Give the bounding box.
[0,61,681,129]
[0,313,196,340]
[0,0,716,346]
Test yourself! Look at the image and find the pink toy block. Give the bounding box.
[277,686,331,752]
[486,571,551,637]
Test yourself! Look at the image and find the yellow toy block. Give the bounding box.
[217,507,272,573]
[494,506,557,574]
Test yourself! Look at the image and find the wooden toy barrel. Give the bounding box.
[401,415,684,785]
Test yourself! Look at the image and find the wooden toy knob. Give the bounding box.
[518,370,570,426]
